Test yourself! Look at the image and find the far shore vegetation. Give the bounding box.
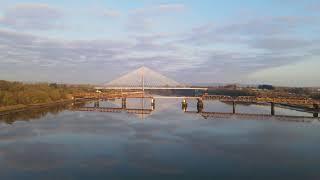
[0,80,93,111]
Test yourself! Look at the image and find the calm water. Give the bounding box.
[0,98,320,180]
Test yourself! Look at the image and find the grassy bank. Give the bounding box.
[0,99,81,116]
[0,80,93,115]
[0,104,27,112]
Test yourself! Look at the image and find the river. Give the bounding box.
[0,98,319,179]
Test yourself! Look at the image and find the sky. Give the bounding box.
[0,0,319,86]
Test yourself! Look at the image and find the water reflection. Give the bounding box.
[0,103,76,124]
[0,99,320,179]
[185,100,313,116]
[75,98,156,120]
[1,98,318,125]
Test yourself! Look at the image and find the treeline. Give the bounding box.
[282,87,320,100]
[0,80,93,107]
[311,94,320,100]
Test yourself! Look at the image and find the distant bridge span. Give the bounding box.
[95,87,208,90]
[97,66,208,91]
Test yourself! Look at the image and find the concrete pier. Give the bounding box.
[122,98,126,109]
[182,99,188,112]
[197,98,204,113]
[232,101,236,114]
[271,102,275,116]
[94,101,100,108]
[313,104,319,118]
[151,98,155,110]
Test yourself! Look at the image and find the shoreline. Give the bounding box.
[0,99,85,116]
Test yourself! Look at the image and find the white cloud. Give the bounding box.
[0,2,319,86]
[248,57,320,87]
[131,3,186,17]
[103,9,122,18]
[126,3,186,32]
[250,37,314,51]
[0,28,204,83]
[0,3,63,30]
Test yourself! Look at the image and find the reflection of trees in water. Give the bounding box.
[0,104,73,124]
[72,102,86,109]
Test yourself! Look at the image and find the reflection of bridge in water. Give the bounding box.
[73,95,320,118]
[72,97,155,115]
[185,111,317,122]
[75,107,153,114]
[70,96,320,122]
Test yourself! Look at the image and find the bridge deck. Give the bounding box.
[202,95,320,106]
[95,87,208,90]
[152,96,199,99]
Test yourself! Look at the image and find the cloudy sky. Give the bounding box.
[0,0,319,86]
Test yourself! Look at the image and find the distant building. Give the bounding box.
[224,84,236,90]
[258,84,274,90]
[223,84,243,90]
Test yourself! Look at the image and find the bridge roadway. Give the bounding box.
[74,93,200,100]
[74,107,153,114]
[202,95,320,106]
[152,96,198,99]
[185,111,319,122]
[74,92,145,99]
[95,87,208,90]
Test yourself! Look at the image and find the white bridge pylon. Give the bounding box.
[98,66,207,90]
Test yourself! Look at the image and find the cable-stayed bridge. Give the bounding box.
[95,66,207,90]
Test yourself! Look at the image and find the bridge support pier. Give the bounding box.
[122,98,126,109]
[271,102,275,116]
[94,101,100,108]
[197,98,204,113]
[232,101,236,114]
[182,99,188,112]
[313,104,319,118]
[151,98,155,110]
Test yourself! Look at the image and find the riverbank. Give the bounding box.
[0,99,83,116]
[278,103,318,113]
[0,104,27,113]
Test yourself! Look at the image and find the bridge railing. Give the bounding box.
[202,95,320,105]
[73,91,145,99]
